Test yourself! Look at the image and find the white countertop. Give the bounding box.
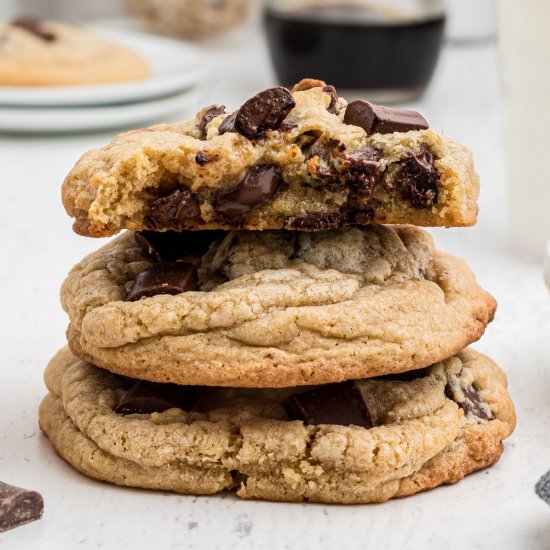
[1,21,550,550]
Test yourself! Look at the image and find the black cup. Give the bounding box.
[264,3,446,102]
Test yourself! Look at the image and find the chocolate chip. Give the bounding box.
[226,87,295,139]
[134,230,224,262]
[322,85,340,114]
[218,112,237,134]
[214,165,282,217]
[344,100,428,135]
[460,386,492,420]
[445,382,492,421]
[399,148,439,209]
[115,380,195,415]
[344,149,381,196]
[126,262,198,301]
[286,381,373,428]
[11,16,55,41]
[147,188,200,230]
[287,211,348,231]
[195,151,213,165]
[0,482,43,533]
[199,105,225,138]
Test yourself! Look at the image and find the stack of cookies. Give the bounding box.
[39,79,515,504]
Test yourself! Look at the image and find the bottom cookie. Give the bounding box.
[39,347,515,504]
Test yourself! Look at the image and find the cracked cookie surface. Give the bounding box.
[38,347,515,503]
[62,225,496,387]
[62,83,478,236]
[0,19,149,86]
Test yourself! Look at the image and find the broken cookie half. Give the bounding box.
[62,79,479,237]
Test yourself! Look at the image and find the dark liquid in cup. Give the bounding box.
[264,4,445,99]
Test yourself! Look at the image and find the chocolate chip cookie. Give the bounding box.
[38,347,515,503]
[61,225,496,387]
[0,17,149,86]
[62,80,478,237]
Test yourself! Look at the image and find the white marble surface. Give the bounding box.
[1,21,550,550]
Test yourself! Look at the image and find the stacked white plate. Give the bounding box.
[0,28,206,133]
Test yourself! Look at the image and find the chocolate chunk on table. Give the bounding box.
[116,380,195,415]
[344,100,428,135]
[11,16,55,41]
[214,164,282,217]
[535,471,550,505]
[286,381,373,428]
[147,188,200,230]
[135,230,224,262]
[126,262,198,301]
[0,482,43,533]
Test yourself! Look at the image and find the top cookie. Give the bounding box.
[62,79,479,237]
[0,18,149,86]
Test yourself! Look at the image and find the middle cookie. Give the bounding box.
[62,225,496,387]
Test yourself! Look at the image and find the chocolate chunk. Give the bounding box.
[445,382,492,421]
[344,100,428,135]
[378,368,430,381]
[11,16,55,41]
[399,148,439,209]
[286,381,373,428]
[147,188,200,230]
[346,206,375,225]
[115,380,195,415]
[0,482,43,533]
[309,144,381,197]
[322,85,340,114]
[535,471,550,505]
[287,211,347,231]
[231,87,296,139]
[218,112,237,134]
[126,262,197,301]
[134,230,224,262]
[214,165,282,217]
[199,105,225,138]
[195,151,214,165]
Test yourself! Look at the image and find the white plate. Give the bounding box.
[0,28,206,107]
[0,87,201,133]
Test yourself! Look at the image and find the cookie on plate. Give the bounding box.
[62,225,496,387]
[0,17,149,86]
[62,79,478,237]
[39,347,515,503]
